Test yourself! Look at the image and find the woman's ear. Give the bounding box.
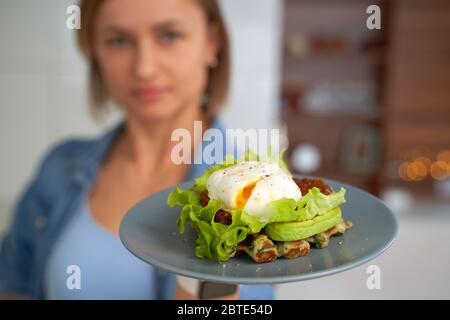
[206,22,221,66]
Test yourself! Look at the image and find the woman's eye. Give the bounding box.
[160,31,181,43]
[106,37,130,48]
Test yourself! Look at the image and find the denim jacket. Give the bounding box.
[0,120,274,299]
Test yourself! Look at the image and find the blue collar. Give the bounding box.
[71,122,125,189]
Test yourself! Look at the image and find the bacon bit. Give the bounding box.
[200,192,232,225]
[293,178,333,195]
[200,192,210,207]
[214,210,232,225]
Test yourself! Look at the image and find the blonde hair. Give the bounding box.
[77,0,230,120]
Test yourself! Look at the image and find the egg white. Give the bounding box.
[206,161,302,222]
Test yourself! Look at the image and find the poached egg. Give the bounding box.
[206,161,302,222]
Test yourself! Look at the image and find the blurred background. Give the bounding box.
[1,0,449,299]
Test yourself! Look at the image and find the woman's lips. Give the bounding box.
[134,87,168,103]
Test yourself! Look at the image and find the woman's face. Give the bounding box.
[94,0,219,121]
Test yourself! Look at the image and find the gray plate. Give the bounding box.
[119,178,397,284]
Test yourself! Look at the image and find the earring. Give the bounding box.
[209,57,219,68]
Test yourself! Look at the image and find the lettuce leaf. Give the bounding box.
[167,188,201,233]
[208,210,249,261]
[269,186,346,222]
[167,187,250,262]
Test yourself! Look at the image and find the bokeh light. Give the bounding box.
[398,162,410,181]
[399,160,428,181]
[406,161,427,181]
[437,150,450,163]
[415,156,432,169]
[399,148,450,182]
[430,161,449,181]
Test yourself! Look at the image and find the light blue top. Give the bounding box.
[45,194,156,299]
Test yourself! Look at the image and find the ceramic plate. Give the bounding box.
[120,178,397,284]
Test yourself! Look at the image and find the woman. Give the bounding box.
[0,0,273,299]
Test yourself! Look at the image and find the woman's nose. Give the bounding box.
[133,41,159,81]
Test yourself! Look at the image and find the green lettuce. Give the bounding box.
[168,187,249,262]
[270,186,346,222]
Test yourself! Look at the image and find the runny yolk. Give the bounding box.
[235,181,257,209]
